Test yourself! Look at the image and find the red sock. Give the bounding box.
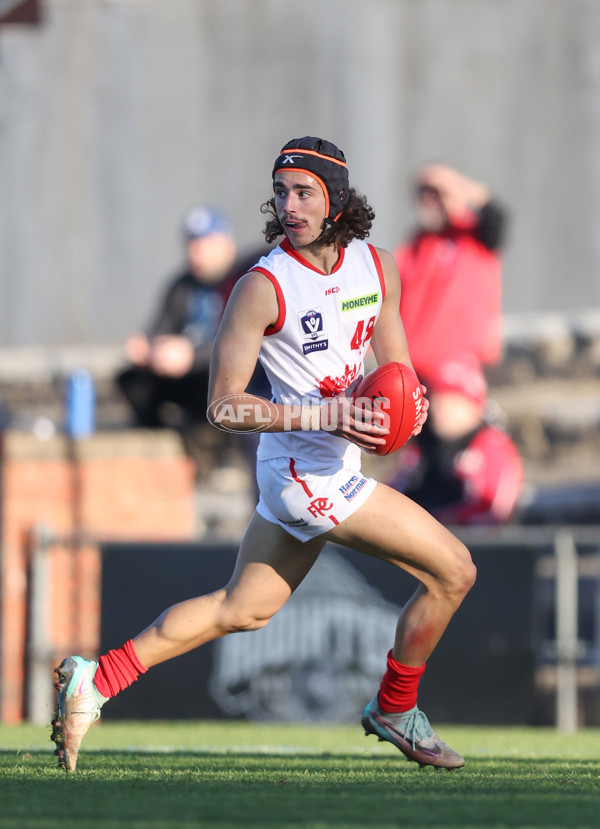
[94,639,148,699]
[377,650,426,713]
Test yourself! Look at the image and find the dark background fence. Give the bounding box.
[98,534,599,727]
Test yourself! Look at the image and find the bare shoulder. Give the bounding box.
[223,269,279,329]
[372,246,396,270]
[232,269,277,301]
[372,247,401,299]
[227,269,278,311]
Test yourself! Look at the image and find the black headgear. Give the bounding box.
[272,136,350,222]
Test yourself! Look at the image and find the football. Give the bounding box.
[353,362,423,455]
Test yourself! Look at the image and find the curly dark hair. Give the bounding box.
[260,188,375,249]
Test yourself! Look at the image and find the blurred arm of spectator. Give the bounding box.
[124,330,206,378]
[124,332,152,366]
[415,163,506,250]
[147,335,196,378]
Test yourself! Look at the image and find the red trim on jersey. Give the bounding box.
[367,243,386,301]
[289,458,313,497]
[281,237,346,275]
[250,267,286,335]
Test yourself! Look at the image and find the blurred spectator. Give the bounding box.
[388,164,523,524]
[116,205,267,477]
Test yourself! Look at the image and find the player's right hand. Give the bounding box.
[320,394,389,451]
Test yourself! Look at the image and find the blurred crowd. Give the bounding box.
[0,166,525,528]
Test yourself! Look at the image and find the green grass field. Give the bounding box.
[1,721,599,829]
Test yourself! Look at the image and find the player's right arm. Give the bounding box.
[208,271,320,435]
[207,271,388,449]
[207,271,280,430]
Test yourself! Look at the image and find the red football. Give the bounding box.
[353,362,423,456]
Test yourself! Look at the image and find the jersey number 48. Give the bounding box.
[350,316,376,350]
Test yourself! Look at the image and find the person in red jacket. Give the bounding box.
[389,164,523,524]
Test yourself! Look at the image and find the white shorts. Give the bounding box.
[256,456,377,542]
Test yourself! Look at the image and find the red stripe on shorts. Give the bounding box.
[289,458,313,498]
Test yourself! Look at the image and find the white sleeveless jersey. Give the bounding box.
[253,237,385,464]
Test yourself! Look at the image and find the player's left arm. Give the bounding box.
[370,247,429,433]
[370,248,414,368]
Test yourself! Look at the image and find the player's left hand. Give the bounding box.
[411,385,429,437]
[321,382,390,451]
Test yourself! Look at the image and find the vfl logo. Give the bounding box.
[281,154,303,165]
[300,308,328,355]
[301,309,323,339]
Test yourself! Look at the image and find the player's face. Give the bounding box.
[273,171,327,248]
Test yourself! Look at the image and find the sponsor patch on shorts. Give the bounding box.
[339,475,368,501]
[280,517,309,527]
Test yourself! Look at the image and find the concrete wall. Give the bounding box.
[1,0,599,348]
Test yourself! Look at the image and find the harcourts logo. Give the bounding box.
[340,292,379,312]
